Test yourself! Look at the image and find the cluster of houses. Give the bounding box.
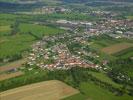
[55,18,133,39]
[56,20,93,30]
[82,18,133,39]
[90,10,118,18]
[27,35,100,70]
[56,20,93,26]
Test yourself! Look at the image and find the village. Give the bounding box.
[27,38,100,70]
[26,13,133,71]
[55,18,133,38]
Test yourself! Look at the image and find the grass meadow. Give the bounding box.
[64,82,133,100]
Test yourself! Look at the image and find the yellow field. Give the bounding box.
[0,26,11,32]
[0,80,79,100]
[101,43,133,54]
[0,71,24,81]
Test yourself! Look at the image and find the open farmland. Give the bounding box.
[127,16,133,20]
[88,71,122,88]
[0,59,26,81]
[0,71,24,81]
[0,80,79,100]
[89,35,119,49]
[0,59,26,72]
[0,25,11,36]
[79,82,133,100]
[0,26,11,32]
[64,82,133,100]
[0,22,65,63]
[0,19,13,26]
[0,34,35,60]
[88,35,133,60]
[19,23,65,38]
[101,43,133,55]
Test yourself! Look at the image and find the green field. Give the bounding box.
[0,20,13,26]
[127,16,133,20]
[1,66,132,99]
[89,35,120,49]
[0,12,99,23]
[0,34,35,59]
[0,23,65,63]
[0,25,11,36]
[0,26,11,32]
[0,16,65,62]
[88,71,122,88]
[0,16,14,36]
[88,35,133,60]
[64,82,133,100]
[114,47,133,59]
[89,35,133,49]
[19,23,65,38]
[0,14,18,21]
[80,82,133,100]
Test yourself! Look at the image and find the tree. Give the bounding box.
[11,20,20,35]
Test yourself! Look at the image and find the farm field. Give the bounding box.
[0,26,11,32]
[101,43,133,55]
[0,80,79,100]
[127,16,133,20]
[0,23,65,63]
[80,82,133,100]
[19,23,65,38]
[0,34,35,60]
[89,35,133,49]
[0,71,24,81]
[88,71,122,88]
[89,35,119,49]
[64,82,133,100]
[87,35,120,61]
[88,35,133,61]
[0,13,96,24]
[0,59,26,72]
[115,47,133,58]
[0,58,26,81]
[0,20,13,26]
[0,25,11,36]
